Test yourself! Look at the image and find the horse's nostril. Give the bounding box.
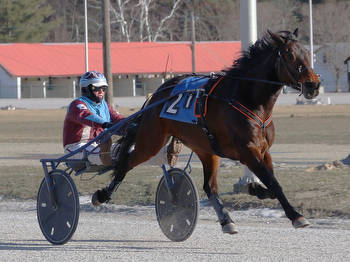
[305,81,320,89]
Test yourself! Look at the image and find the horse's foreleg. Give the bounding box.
[197,152,238,234]
[247,151,276,199]
[244,148,310,228]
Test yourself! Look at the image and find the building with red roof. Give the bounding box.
[0,41,241,98]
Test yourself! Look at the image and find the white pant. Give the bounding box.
[64,142,168,166]
[64,142,102,165]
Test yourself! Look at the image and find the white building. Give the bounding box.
[0,42,241,99]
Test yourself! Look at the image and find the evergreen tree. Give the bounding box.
[0,0,60,42]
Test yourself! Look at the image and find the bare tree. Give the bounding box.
[257,0,303,38]
[110,0,135,41]
[193,0,240,41]
[316,43,350,92]
[307,2,350,92]
[311,2,350,44]
[108,0,182,42]
[42,0,241,42]
[152,0,181,41]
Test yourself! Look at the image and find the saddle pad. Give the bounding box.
[160,77,209,124]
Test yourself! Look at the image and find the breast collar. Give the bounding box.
[203,76,273,133]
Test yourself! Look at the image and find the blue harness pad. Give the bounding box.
[160,77,209,124]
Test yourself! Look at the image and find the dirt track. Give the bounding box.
[1,200,350,262]
[1,104,350,261]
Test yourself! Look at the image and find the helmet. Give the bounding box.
[79,71,108,103]
[80,70,108,88]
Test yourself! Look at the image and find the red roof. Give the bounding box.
[0,41,241,77]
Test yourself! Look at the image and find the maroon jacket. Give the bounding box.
[63,97,124,147]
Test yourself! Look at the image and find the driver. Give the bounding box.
[63,70,183,170]
[63,70,124,166]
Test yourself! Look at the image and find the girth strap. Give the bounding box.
[196,89,226,158]
[198,118,226,158]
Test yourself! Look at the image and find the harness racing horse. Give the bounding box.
[93,29,320,234]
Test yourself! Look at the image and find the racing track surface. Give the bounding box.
[1,200,350,262]
[1,94,350,261]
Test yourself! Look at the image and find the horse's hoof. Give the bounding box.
[91,189,110,206]
[292,217,310,228]
[91,191,102,206]
[222,222,238,234]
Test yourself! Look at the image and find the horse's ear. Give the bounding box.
[267,30,284,47]
[293,28,299,38]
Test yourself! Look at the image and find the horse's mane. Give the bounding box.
[224,30,294,77]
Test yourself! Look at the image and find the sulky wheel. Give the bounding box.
[37,170,80,245]
[155,168,199,242]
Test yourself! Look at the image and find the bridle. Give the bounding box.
[275,46,310,96]
[150,42,312,101]
[222,42,311,97]
[200,42,311,144]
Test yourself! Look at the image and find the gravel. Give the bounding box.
[1,200,350,262]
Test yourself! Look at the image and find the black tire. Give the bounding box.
[37,170,80,245]
[155,168,199,242]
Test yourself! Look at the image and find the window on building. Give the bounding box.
[135,77,144,89]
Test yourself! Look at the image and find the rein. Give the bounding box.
[203,47,308,130]
[197,48,306,153]
[140,43,308,157]
[221,51,307,97]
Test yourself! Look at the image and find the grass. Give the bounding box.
[0,105,350,218]
[1,105,350,144]
[273,115,350,144]
[0,165,349,218]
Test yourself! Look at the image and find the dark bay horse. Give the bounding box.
[94,29,320,234]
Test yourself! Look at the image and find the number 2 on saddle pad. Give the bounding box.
[160,77,209,124]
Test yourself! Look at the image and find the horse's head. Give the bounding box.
[268,29,320,99]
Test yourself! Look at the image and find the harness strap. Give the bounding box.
[196,88,226,158]
[208,94,273,134]
[229,101,272,134]
[199,119,226,158]
[203,76,273,134]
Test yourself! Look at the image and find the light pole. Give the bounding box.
[239,0,257,52]
[309,0,314,69]
[84,0,89,72]
[234,0,262,193]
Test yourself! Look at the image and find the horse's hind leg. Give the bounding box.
[92,119,170,206]
[197,151,238,234]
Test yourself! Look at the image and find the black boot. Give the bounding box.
[92,122,138,207]
[248,182,276,199]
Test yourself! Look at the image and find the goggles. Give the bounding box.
[91,85,107,92]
